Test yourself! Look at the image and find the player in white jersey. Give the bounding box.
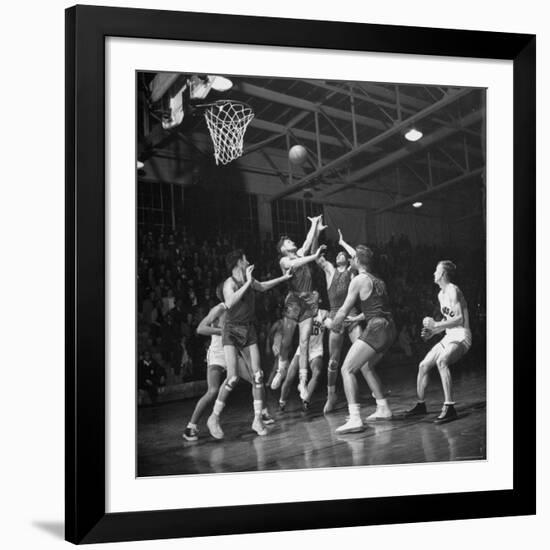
[182,285,273,441]
[279,303,328,411]
[406,260,472,423]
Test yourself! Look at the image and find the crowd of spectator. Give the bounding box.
[137,226,486,402]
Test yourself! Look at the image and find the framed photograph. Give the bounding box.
[65,5,536,544]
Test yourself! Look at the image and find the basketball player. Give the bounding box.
[330,245,396,434]
[406,260,472,423]
[279,300,328,411]
[271,215,327,399]
[183,285,273,441]
[206,250,291,439]
[315,228,363,414]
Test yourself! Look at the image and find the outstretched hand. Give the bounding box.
[282,267,293,280]
[338,229,344,245]
[314,244,327,258]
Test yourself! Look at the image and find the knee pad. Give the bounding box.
[224,375,239,392]
[253,370,264,388]
[328,360,339,373]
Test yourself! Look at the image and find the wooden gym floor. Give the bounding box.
[137,358,486,477]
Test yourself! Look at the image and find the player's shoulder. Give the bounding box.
[223,276,237,288]
[447,283,461,298]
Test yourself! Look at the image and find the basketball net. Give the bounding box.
[203,100,254,165]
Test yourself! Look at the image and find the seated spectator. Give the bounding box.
[137,350,166,405]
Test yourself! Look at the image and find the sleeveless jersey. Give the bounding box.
[328,268,353,311]
[226,277,255,325]
[359,273,392,322]
[439,284,470,332]
[288,263,312,293]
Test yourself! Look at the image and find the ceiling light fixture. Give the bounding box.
[412,201,423,208]
[404,128,423,142]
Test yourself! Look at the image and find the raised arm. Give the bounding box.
[338,229,356,258]
[252,269,293,292]
[281,244,327,273]
[297,215,320,256]
[196,303,226,336]
[223,267,254,309]
[316,253,335,279]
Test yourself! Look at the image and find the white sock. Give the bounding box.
[376,398,389,408]
[327,385,336,395]
[348,403,361,420]
[187,422,197,430]
[213,400,225,416]
[253,400,263,417]
[299,369,308,384]
[262,407,269,415]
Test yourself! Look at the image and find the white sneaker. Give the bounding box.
[298,381,308,401]
[335,417,365,434]
[252,417,267,436]
[207,413,224,439]
[366,405,392,421]
[270,367,286,390]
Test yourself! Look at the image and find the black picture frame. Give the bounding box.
[65,4,536,544]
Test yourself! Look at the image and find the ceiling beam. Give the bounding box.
[374,168,484,214]
[236,82,388,131]
[268,89,475,202]
[323,108,484,198]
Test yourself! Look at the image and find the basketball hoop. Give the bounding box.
[203,100,254,165]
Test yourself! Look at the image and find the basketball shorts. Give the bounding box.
[206,346,226,369]
[329,307,360,333]
[222,322,258,349]
[359,317,396,354]
[294,345,324,362]
[437,327,472,353]
[284,291,318,322]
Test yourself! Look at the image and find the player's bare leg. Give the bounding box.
[271,317,297,389]
[336,339,380,434]
[207,345,240,439]
[406,345,439,416]
[184,365,224,441]
[359,355,390,420]
[247,343,268,435]
[304,356,323,409]
[324,329,344,413]
[297,317,313,400]
[279,354,300,410]
[240,348,274,425]
[435,342,466,423]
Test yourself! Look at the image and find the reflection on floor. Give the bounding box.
[137,359,486,477]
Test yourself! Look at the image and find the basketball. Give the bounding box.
[288,144,308,165]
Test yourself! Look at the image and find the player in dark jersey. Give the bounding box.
[315,228,363,413]
[330,245,396,434]
[206,249,292,439]
[270,216,327,399]
[405,260,472,423]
